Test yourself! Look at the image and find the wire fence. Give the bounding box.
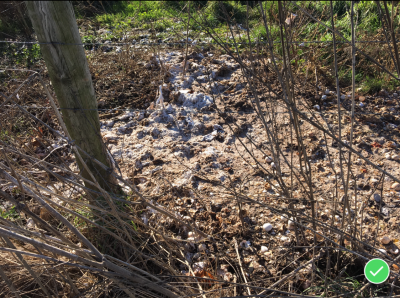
[2,2,400,297]
[1,39,399,46]
[1,103,399,118]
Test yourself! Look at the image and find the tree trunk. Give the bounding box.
[25,1,118,195]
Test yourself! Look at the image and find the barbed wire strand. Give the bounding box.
[1,103,399,118]
[0,39,398,47]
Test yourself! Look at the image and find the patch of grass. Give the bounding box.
[164,1,208,12]
[359,74,400,94]
[0,206,20,221]
[73,1,130,18]
[1,42,42,69]
[130,220,138,231]
[302,263,368,297]
[338,67,353,87]
[2,1,397,104]
[251,23,280,41]
[15,44,41,67]
[71,197,93,228]
[205,1,247,25]
[0,130,10,143]
[94,1,167,28]
[82,35,96,50]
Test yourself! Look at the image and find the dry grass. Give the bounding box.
[1,1,400,297]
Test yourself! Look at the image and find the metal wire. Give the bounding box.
[0,39,398,47]
[1,104,398,119]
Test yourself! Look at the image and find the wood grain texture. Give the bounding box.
[25,1,117,194]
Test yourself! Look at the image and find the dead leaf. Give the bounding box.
[371,142,382,148]
[186,269,216,286]
[31,137,41,147]
[285,13,297,25]
[40,207,52,221]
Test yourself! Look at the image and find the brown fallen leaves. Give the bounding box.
[185,269,216,286]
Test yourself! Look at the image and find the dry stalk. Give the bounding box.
[233,238,251,296]
[182,1,191,77]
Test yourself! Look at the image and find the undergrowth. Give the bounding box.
[2,1,400,297]
[15,1,398,93]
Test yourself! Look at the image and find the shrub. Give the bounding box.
[0,1,32,39]
[205,1,247,25]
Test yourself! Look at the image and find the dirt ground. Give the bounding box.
[2,34,400,294]
[88,44,400,290]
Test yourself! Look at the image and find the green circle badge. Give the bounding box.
[364,258,390,284]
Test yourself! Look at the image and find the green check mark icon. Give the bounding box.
[370,266,383,276]
[364,259,390,284]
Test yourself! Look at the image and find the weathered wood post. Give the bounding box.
[25,1,118,195]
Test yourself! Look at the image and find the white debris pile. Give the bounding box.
[177,90,213,109]
[173,170,193,187]
[202,146,220,158]
[148,109,174,124]
[155,85,164,108]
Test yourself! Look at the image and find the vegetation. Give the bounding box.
[0,205,20,221]
[1,1,398,93]
[1,1,400,297]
